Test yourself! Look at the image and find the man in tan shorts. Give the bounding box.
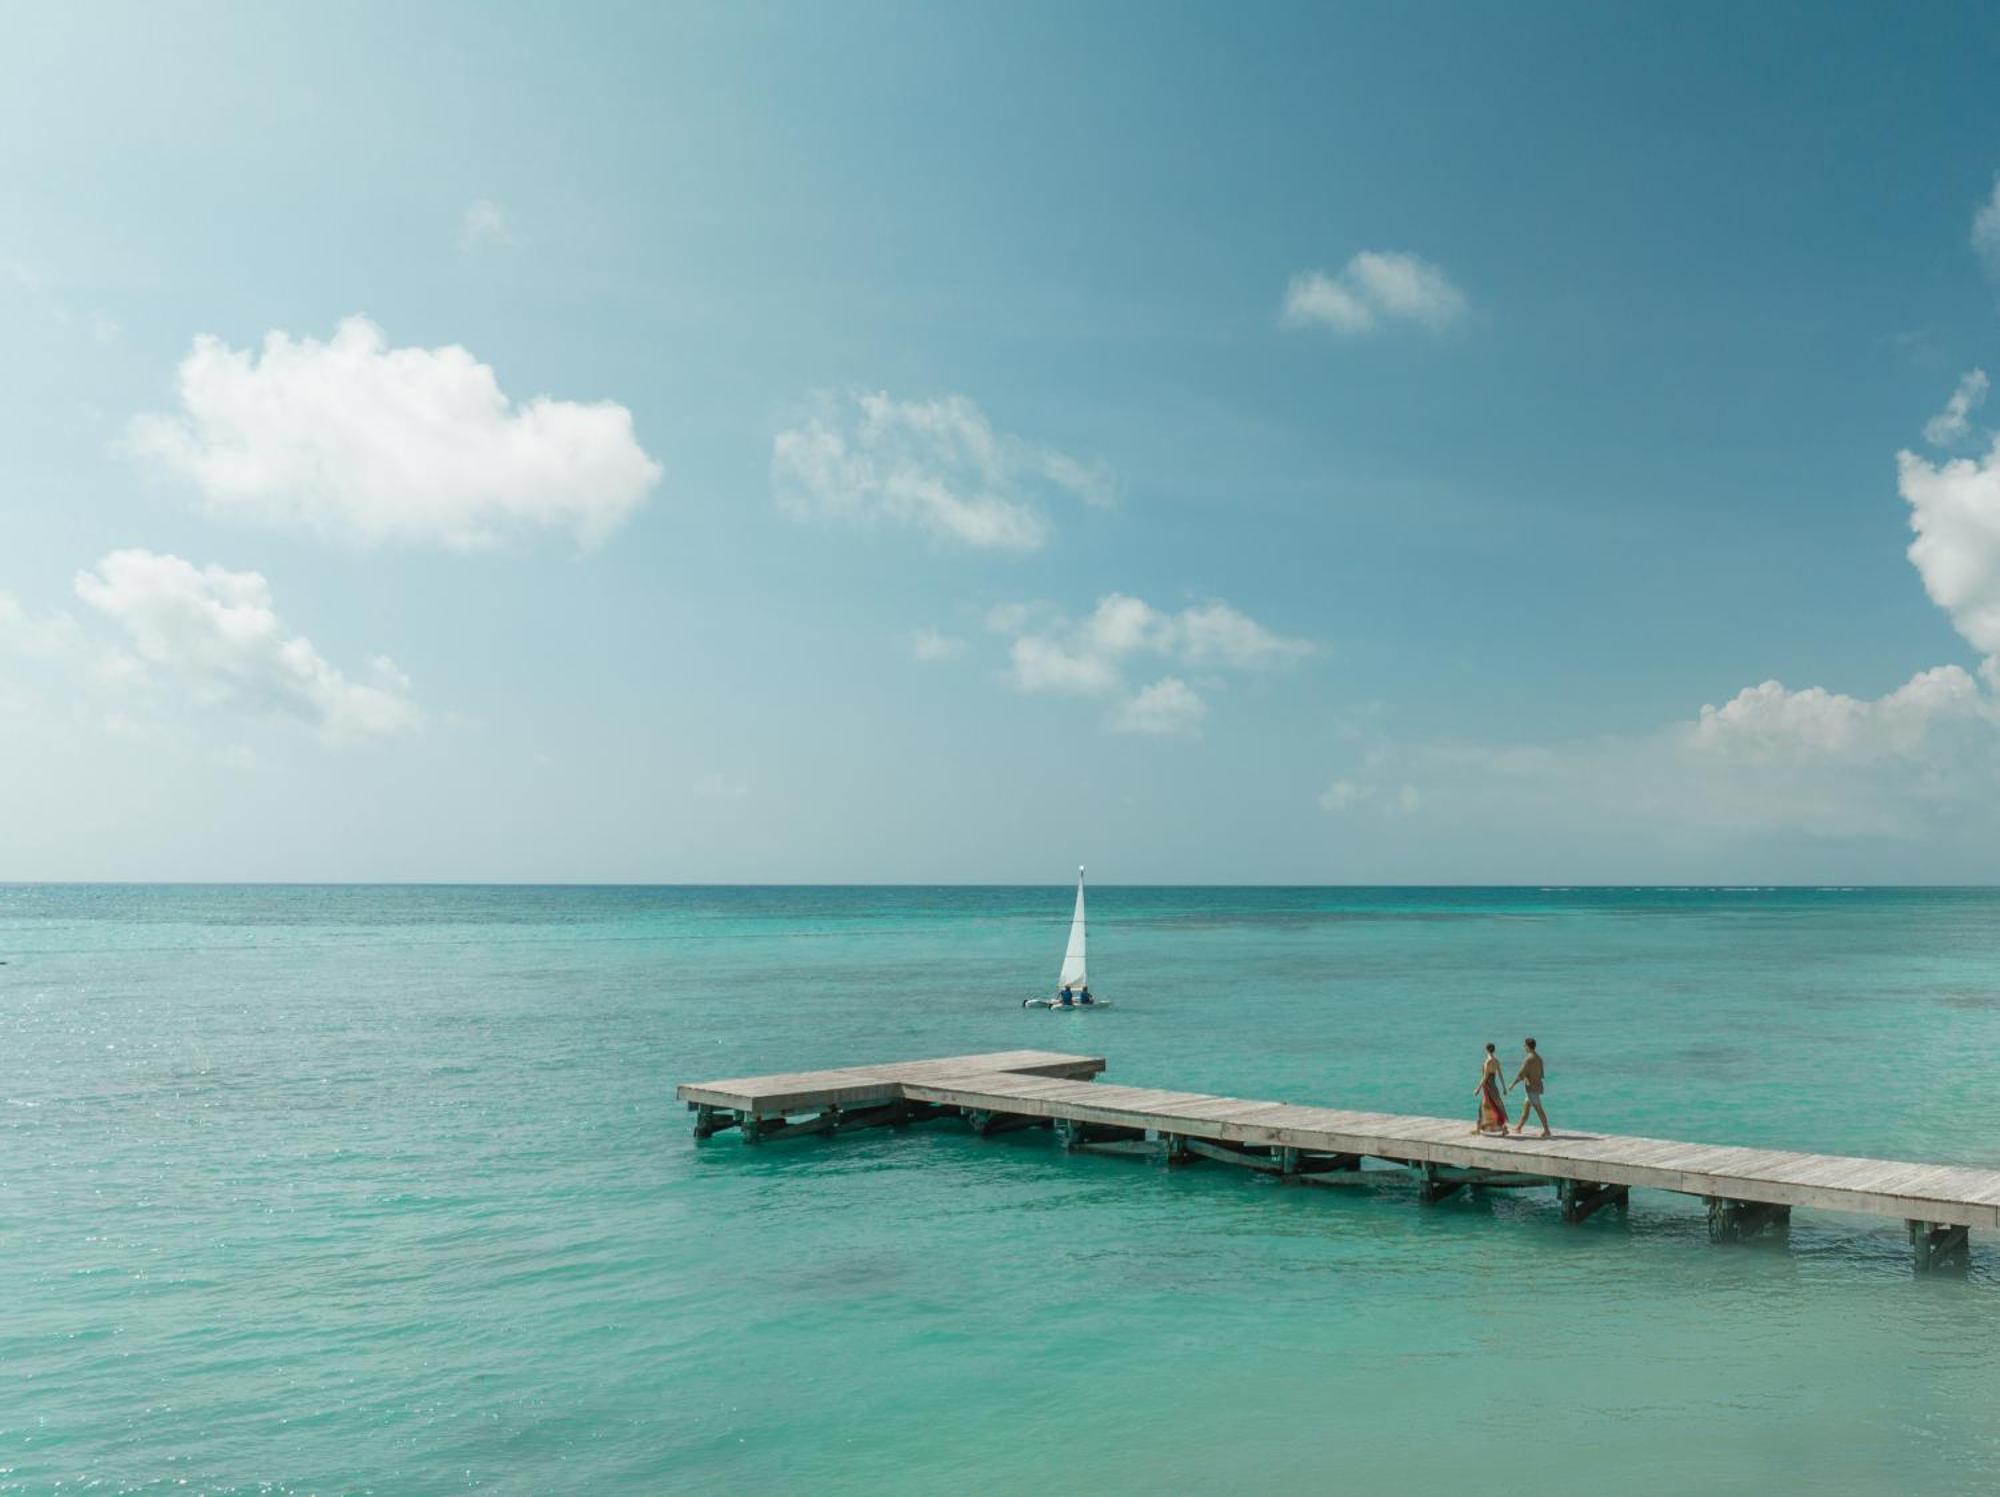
[1510,1037,1549,1137]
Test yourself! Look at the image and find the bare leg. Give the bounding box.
[1528,1097,1550,1137]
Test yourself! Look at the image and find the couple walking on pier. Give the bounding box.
[1475,1038,1548,1138]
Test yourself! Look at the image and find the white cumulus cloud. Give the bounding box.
[1109,676,1207,736]
[71,549,417,742]
[1320,663,2000,856]
[771,391,1113,552]
[1317,374,2000,853]
[1688,668,1987,766]
[1282,251,1468,336]
[1303,229,2000,867]
[127,316,661,550]
[1924,369,1988,447]
[1899,437,2000,659]
[1338,374,2000,853]
[1975,176,2000,279]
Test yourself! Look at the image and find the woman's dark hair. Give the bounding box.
[1484,1042,1495,1054]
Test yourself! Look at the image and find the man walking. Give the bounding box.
[1510,1037,1550,1138]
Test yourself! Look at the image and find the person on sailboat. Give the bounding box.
[1059,985,1074,1006]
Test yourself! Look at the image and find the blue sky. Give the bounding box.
[4,2,2000,882]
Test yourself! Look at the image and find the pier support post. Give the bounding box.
[691,1103,739,1140]
[1558,1179,1629,1225]
[1160,1132,1191,1166]
[1056,1118,1147,1153]
[1705,1197,1790,1244]
[968,1110,1045,1137]
[1909,1221,1971,1276]
[1419,1163,1466,1205]
[821,1102,921,1136]
[729,1100,945,1145]
[1278,1147,1301,1178]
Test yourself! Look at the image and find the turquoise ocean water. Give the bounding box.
[4,884,1999,1494]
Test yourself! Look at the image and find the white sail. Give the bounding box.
[1056,866,1087,991]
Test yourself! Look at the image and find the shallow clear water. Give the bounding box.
[4,885,1999,1494]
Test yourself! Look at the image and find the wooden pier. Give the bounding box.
[679,1050,1996,1275]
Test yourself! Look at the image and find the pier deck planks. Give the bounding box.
[676,1049,1105,1116]
[681,1051,2000,1231]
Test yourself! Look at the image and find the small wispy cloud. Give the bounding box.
[0,551,417,748]
[985,591,1312,736]
[772,391,1113,552]
[909,628,967,662]
[1283,251,1468,336]
[1318,778,1373,812]
[1316,778,1419,815]
[72,549,418,743]
[3,258,121,346]
[1924,368,1989,447]
[461,199,514,250]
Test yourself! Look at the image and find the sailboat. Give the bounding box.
[1023,866,1109,1008]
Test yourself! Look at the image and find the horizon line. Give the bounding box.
[1,880,1988,892]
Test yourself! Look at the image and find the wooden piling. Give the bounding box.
[1910,1220,1971,1276]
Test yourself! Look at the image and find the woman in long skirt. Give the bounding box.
[1472,1042,1509,1135]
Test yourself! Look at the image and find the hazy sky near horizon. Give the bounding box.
[5,2,2000,882]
